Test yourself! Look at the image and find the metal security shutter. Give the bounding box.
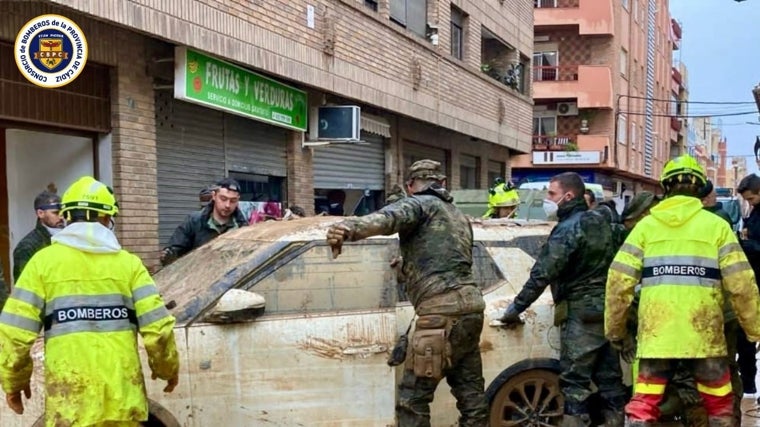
[224,115,287,176]
[403,142,448,175]
[156,92,225,245]
[313,132,385,190]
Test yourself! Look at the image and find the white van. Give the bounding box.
[518,181,605,202]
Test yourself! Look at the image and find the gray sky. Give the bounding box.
[669,0,760,175]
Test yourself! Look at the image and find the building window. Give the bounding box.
[533,114,558,145]
[390,0,428,39]
[622,0,629,10]
[487,160,506,185]
[534,0,558,7]
[460,154,480,189]
[633,0,638,22]
[620,48,628,76]
[631,122,637,149]
[617,114,627,144]
[532,51,558,81]
[481,26,523,92]
[364,0,378,11]
[450,5,466,60]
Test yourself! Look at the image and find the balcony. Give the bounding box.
[672,66,682,86]
[532,134,576,151]
[532,64,614,109]
[534,0,613,36]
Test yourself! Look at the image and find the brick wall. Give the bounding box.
[49,0,534,152]
[0,2,160,267]
[286,132,315,215]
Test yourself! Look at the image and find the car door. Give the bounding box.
[182,239,399,426]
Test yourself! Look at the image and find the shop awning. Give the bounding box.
[361,113,391,138]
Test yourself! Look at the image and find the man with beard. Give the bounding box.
[13,190,64,282]
[161,178,248,266]
[500,172,627,427]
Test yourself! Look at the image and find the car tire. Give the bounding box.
[488,368,564,427]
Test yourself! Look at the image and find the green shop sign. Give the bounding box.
[174,46,307,132]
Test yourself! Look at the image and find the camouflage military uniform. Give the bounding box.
[12,221,52,282]
[327,160,489,427]
[504,197,628,425]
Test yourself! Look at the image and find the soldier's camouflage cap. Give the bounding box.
[408,159,446,181]
[621,191,660,221]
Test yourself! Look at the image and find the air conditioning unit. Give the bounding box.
[309,106,361,141]
[556,102,579,116]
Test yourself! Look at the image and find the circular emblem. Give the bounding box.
[14,14,88,88]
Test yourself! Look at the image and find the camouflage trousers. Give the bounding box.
[560,309,628,415]
[396,313,489,427]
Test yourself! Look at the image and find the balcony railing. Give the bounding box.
[532,135,575,150]
[532,65,579,82]
[671,19,682,40]
[534,0,579,8]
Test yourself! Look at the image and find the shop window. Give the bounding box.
[390,0,428,39]
[460,154,480,189]
[229,172,284,203]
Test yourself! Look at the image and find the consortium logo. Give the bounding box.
[14,14,88,89]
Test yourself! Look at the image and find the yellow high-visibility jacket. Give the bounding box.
[605,195,760,358]
[0,223,179,426]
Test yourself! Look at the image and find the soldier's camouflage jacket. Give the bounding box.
[512,197,615,312]
[341,183,475,309]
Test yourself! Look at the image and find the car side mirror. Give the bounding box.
[202,289,266,324]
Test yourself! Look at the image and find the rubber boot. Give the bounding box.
[707,416,735,427]
[560,414,591,427]
[601,410,625,427]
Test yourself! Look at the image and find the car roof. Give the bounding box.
[155,216,553,325]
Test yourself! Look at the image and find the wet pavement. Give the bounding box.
[743,395,760,426]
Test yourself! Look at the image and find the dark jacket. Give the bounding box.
[163,203,248,262]
[12,221,52,281]
[740,205,760,281]
[343,183,475,309]
[704,202,732,226]
[512,197,615,312]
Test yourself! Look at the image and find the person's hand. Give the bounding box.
[159,248,175,265]
[742,228,748,240]
[499,304,524,329]
[153,372,179,393]
[326,224,353,259]
[390,256,403,268]
[6,384,31,415]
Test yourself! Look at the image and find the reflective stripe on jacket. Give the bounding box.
[0,241,179,426]
[605,195,760,358]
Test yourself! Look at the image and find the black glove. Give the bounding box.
[499,304,524,329]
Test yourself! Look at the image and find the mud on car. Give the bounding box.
[2,216,566,427]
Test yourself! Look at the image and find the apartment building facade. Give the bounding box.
[0,0,534,277]
[512,0,676,205]
[669,60,688,158]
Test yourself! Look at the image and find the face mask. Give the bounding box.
[543,199,559,220]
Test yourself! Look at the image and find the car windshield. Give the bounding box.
[154,217,345,324]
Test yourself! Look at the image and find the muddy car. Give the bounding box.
[2,216,563,427]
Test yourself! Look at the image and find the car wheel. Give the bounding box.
[489,368,564,427]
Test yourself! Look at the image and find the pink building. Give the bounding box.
[512,0,678,199]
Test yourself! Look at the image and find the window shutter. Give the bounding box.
[389,0,406,25]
